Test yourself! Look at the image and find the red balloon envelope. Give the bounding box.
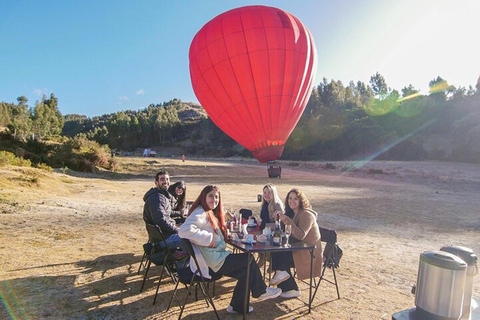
[189,5,317,162]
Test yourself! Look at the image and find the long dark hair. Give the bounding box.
[168,180,186,210]
[187,185,227,240]
[284,188,311,218]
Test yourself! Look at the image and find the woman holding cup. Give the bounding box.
[269,188,323,299]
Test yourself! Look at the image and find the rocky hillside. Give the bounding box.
[176,102,208,123]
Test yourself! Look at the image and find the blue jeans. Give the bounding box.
[163,233,185,251]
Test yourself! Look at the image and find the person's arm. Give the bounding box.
[151,193,177,233]
[171,210,182,218]
[279,210,314,241]
[178,211,214,247]
[259,203,268,230]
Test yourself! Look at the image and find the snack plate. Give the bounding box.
[240,239,257,244]
[256,236,267,243]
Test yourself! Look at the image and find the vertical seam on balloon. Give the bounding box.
[290,25,316,132]
[258,7,271,147]
[298,30,317,119]
[240,7,266,150]
[285,20,312,138]
[210,14,264,150]
[204,10,262,150]
[205,17,251,147]
[220,14,262,149]
[215,16,251,144]
[191,29,246,146]
[285,16,305,137]
[278,13,291,141]
[267,11,285,145]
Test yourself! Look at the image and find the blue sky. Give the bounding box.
[1,0,479,117]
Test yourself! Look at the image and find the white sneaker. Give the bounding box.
[270,270,290,286]
[280,289,301,299]
[226,304,253,314]
[257,287,282,301]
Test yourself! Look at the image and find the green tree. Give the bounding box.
[0,102,11,126]
[8,97,32,140]
[33,93,63,139]
[370,72,389,98]
[401,84,419,97]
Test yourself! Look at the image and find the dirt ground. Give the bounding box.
[1,157,479,320]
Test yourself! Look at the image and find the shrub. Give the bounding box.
[0,151,32,167]
[325,162,336,169]
[51,135,112,172]
[367,168,385,175]
[108,158,121,172]
[36,162,53,172]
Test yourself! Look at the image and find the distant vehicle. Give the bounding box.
[125,152,132,156]
[267,160,281,178]
[143,149,156,157]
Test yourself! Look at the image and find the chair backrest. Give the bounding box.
[239,208,253,220]
[319,226,342,269]
[181,238,200,271]
[180,238,210,280]
[145,223,168,244]
[319,227,337,244]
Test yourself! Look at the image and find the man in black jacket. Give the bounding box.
[143,170,183,250]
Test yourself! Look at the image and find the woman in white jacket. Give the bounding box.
[178,185,281,314]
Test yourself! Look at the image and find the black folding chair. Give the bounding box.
[311,227,341,302]
[239,208,253,220]
[166,238,222,320]
[137,242,149,275]
[140,223,178,305]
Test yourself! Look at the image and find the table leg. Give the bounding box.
[309,248,313,313]
[243,252,253,319]
[262,253,266,281]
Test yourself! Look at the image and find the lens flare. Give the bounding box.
[340,118,437,173]
[288,108,346,150]
[364,94,400,116]
[394,92,425,117]
[429,80,450,94]
[1,281,28,319]
[396,92,421,102]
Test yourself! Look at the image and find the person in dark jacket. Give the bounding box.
[168,180,187,224]
[143,170,183,250]
[259,183,284,231]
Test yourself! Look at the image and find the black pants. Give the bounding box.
[217,253,267,313]
[271,251,299,292]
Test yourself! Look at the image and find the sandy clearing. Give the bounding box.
[0,157,479,319]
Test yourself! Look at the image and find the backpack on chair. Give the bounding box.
[323,242,343,269]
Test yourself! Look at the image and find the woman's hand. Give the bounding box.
[208,238,216,248]
[278,212,290,224]
[181,208,188,218]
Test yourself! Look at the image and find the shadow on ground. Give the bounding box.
[1,252,329,319]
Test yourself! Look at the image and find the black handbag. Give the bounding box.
[323,242,343,268]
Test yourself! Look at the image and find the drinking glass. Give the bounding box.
[284,224,292,247]
[236,213,242,231]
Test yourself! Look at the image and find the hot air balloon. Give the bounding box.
[189,5,317,163]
